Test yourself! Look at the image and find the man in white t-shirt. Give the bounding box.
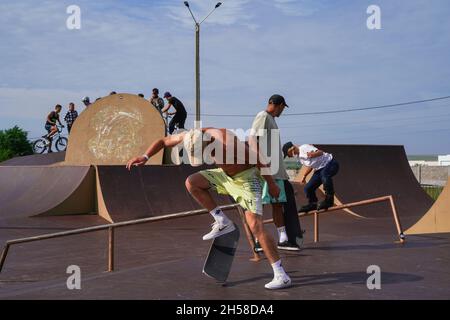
[283,142,340,212]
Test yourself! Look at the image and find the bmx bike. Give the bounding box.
[32,125,68,154]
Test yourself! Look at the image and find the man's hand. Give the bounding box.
[268,181,280,200]
[126,156,148,171]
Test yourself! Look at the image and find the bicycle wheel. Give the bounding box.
[55,137,68,152]
[32,139,48,154]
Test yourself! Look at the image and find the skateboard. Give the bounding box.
[283,180,304,246]
[203,224,240,283]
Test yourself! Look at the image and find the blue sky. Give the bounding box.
[1,0,449,154]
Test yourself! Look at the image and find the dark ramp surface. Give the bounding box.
[297,145,434,228]
[0,166,95,221]
[0,212,449,299]
[0,152,65,166]
[96,165,234,222]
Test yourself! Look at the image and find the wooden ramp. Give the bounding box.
[406,177,450,235]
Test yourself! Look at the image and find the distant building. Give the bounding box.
[438,155,450,166]
[408,155,443,167]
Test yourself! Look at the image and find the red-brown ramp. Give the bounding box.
[0,166,95,220]
[96,165,235,223]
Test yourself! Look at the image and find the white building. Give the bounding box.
[438,155,450,166]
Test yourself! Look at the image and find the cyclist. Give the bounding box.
[44,104,64,152]
[161,92,187,134]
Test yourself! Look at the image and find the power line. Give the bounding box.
[188,95,450,117]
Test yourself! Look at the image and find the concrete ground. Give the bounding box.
[1,211,449,300]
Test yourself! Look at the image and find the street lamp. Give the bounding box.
[184,1,222,126]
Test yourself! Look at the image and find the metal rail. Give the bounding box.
[263,195,405,243]
[0,204,240,273]
[0,195,406,273]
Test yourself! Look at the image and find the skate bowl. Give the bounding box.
[64,93,165,166]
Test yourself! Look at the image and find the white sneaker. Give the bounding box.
[264,274,292,290]
[202,221,235,241]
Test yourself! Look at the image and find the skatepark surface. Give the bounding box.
[1,212,450,299]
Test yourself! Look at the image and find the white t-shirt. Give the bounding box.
[297,144,333,170]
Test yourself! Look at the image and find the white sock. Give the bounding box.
[271,260,286,277]
[210,207,230,225]
[277,226,288,243]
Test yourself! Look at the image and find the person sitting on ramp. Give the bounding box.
[283,142,340,212]
[126,128,292,290]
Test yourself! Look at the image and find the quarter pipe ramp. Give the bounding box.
[0,166,95,220]
[406,177,450,234]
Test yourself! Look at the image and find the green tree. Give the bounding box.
[0,126,33,162]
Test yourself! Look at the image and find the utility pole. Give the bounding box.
[184,2,222,126]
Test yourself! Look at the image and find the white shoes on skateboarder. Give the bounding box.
[265,273,292,290]
[203,221,235,240]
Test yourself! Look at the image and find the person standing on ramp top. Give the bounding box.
[161,92,187,134]
[283,142,340,212]
[150,88,164,114]
[126,128,292,289]
[250,94,303,251]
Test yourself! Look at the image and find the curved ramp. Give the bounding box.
[96,165,234,223]
[0,166,95,220]
[0,152,65,166]
[406,178,450,235]
[294,145,433,226]
[65,93,165,166]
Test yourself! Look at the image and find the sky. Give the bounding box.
[0,0,449,154]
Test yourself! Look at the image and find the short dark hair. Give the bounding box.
[282,141,294,158]
[152,88,159,94]
[110,91,117,95]
[55,104,62,109]
[69,102,75,107]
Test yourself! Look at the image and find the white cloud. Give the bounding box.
[272,0,327,17]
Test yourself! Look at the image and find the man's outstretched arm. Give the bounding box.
[126,132,185,170]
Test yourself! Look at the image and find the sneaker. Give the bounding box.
[277,241,300,251]
[202,221,235,241]
[317,195,334,211]
[299,203,317,213]
[265,273,292,290]
[254,241,263,253]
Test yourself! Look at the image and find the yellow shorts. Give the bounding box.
[200,167,264,215]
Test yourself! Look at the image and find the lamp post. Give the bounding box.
[184,1,222,126]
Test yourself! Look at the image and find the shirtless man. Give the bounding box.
[126,128,292,289]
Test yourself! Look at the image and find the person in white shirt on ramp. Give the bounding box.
[283,142,340,212]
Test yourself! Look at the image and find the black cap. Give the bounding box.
[282,141,294,158]
[269,94,289,107]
